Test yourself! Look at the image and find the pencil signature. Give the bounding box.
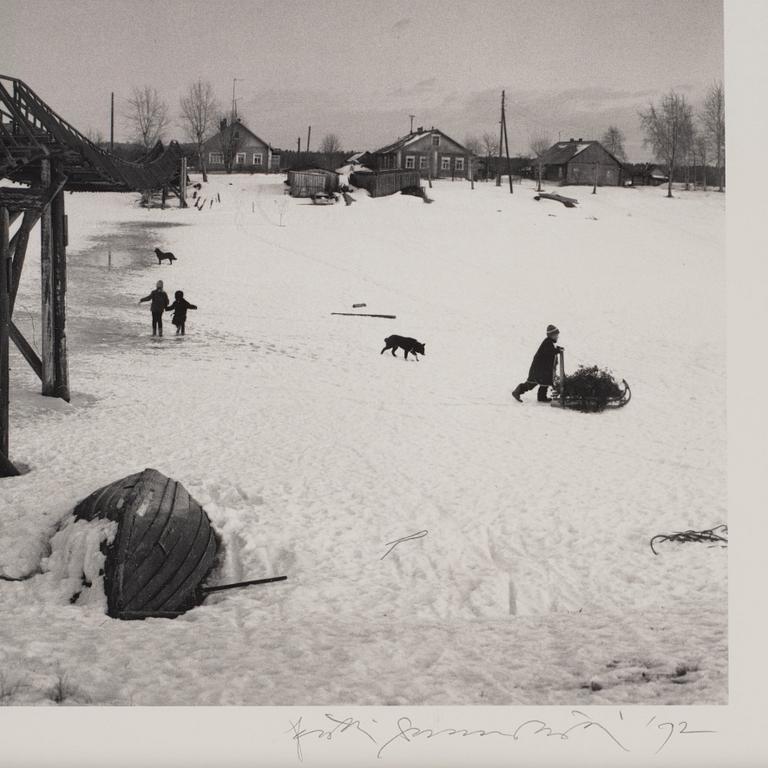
[286,709,715,762]
[380,529,428,559]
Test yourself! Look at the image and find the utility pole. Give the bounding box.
[496,90,505,187]
[231,78,243,121]
[409,114,415,133]
[503,101,513,194]
[110,92,114,152]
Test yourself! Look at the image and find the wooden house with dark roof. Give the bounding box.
[538,138,624,186]
[368,127,472,180]
[200,118,280,173]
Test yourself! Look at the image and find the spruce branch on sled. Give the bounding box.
[650,524,728,555]
[552,365,631,412]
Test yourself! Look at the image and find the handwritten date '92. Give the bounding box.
[287,710,715,762]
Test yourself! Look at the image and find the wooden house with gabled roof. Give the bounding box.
[538,138,624,186]
[368,127,472,180]
[200,118,280,173]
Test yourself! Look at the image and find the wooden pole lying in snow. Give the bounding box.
[331,312,396,319]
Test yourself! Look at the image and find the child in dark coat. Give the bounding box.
[512,324,563,403]
[139,279,169,336]
[166,290,197,335]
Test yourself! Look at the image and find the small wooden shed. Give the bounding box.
[349,169,422,198]
[287,168,339,197]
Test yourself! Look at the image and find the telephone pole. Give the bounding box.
[231,78,243,120]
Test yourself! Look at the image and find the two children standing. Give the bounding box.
[139,280,198,336]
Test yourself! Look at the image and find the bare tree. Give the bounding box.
[479,132,499,181]
[464,135,482,155]
[180,80,218,182]
[216,115,243,174]
[84,128,105,147]
[694,133,709,190]
[639,91,694,198]
[529,133,552,192]
[319,133,342,154]
[125,86,169,151]
[481,132,499,157]
[701,81,725,192]
[601,125,627,161]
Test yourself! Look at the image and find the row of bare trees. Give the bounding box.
[639,82,725,197]
[116,81,346,179]
[465,81,724,196]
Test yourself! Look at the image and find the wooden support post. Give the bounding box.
[161,186,167,209]
[179,156,188,208]
[10,323,43,381]
[9,210,39,314]
[40,159,69,402]
[0,206,18,476]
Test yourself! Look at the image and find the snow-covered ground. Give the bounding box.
[0,174,726,706]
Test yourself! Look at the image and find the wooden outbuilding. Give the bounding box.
[538,139,624,186]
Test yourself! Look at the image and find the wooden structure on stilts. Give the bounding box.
[0,75,189,476]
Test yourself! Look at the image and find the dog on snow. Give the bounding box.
[154,247,177,265]
[380,335,426,361]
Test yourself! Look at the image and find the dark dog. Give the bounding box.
[154,247,177,265]
[381,335,426,361]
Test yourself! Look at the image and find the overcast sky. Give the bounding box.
[4,0,723,161]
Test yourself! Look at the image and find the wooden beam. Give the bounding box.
[9,322,42,381]
[0,188,47,212]
[0,206,13,473]
[9,209,40,314]
[39,159,70,401]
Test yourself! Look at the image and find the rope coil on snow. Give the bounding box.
[650,524,728,555]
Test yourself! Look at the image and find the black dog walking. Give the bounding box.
[166,290,197,335]
[381,335,426,361]
[512,324,563,402]
[139,280,170,336]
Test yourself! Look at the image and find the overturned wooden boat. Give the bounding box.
[73,468,218,620]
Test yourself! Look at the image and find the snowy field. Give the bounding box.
[0,174,726,706]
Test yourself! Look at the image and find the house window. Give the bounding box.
[253,153,263,166]
[455,157,465,171]
[432,135,440,146]
[405,155,415,169]
[441,156,451,170]
[419,156,428,169]
[235,152,246,164]
[209,152,223,164]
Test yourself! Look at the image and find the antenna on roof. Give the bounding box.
[231,78,244,121]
